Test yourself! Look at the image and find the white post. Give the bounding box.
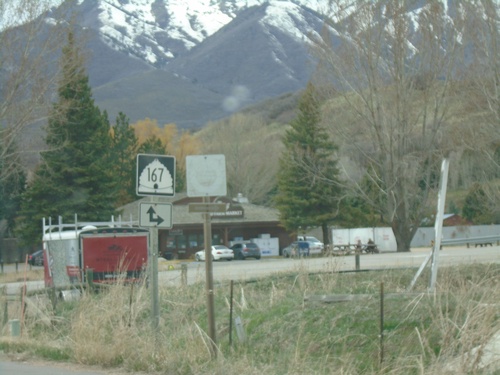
[429,159,449,292]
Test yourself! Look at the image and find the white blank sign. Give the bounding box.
[186,155,227,197]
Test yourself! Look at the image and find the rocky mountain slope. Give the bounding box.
[5,0,476,129]
[58,0,332,129]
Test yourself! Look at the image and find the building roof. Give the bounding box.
[117,194,280,226]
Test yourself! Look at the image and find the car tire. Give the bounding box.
[239,253,245,260]
[255,256,261,260]
[195,254,202,261]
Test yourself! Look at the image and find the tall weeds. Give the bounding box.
[1,263,499,374]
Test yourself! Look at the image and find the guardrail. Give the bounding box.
[441,235,500,246]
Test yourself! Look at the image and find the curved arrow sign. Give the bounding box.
[139,203,173,228]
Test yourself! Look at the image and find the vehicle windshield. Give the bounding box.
[305,237,320,243]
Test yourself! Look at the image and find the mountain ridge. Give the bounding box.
[75,0,330,128]
[5,0,485,129]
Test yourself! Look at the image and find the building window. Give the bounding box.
[178,235,187,253]
[189,234,198,248]
[212,234,221,245]
[166,236,176,250]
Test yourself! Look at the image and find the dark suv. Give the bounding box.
[28,249,44,266]
[230,243,261,260]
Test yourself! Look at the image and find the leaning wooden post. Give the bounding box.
[379,282,384,366]
[229,280,234,346]
[86,268,94,291]
[2,286,7,327]
[181,263,188,286]
[355,250,360,270]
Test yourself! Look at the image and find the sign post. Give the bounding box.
[202,195,215,355]
[186,154,227,359]
[150,222,159,329]
[136,154,176,330]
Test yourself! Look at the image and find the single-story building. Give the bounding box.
[443,213,472,226]
[421,213,472,227]
[119,193,293,260]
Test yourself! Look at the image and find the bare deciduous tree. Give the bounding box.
[312,1,466,251]
[0,0,69,181]
[457,0,500,219]
[200,113,283,204]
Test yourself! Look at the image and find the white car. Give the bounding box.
[195,245,234,261]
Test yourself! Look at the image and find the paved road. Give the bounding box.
[0,353,132,375]
[2,245,500,294]
[158,245,500,287]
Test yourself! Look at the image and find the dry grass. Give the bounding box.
[1,263,499,374]
[0,268,44,284]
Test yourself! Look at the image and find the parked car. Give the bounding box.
[230,242,261,260]
[28,249,44,266]
[195,245,234,261]
[297,236,324,255]
[282,241,311,257]
[282,242,296,258]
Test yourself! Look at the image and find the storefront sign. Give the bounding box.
[169,229,184,236]
[210,204,244,218]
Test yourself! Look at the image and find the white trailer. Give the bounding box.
[331,228,350,247]
[331,227,397,252]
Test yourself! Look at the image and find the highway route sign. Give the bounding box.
[136,154,176,197]
[139,203,173,228]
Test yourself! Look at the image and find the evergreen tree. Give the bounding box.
[0,140,26,237]
[138,136,165,155]
[111,112,138,206]
[274,82,342,244]
[462,183,494,224]
[17,32,117,245]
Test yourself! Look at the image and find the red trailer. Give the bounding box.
[80,227,148,284]
[43,217,149,288]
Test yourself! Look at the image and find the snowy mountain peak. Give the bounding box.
[73,0,332,66]
[3,0,481,129]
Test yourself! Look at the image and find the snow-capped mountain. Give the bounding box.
[54,0,337,128]
[73,0,333,67]
[10,0,476,129]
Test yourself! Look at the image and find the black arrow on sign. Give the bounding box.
[147,206,164,225]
